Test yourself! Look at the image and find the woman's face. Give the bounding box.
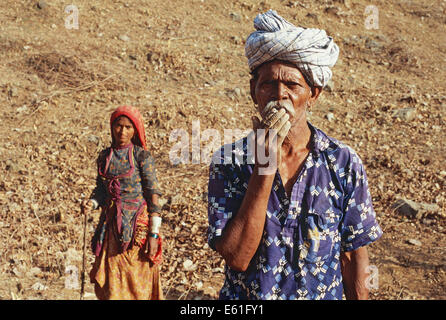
[112,116,135,147]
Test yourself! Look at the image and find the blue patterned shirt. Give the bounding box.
[207,123,382,300]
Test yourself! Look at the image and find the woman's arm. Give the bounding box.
[137,149,163,258]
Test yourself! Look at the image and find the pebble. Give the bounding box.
[12,267,22,277]
[183,259,196,271]
[230,35,242,45]
[31,282,48,291]
[326,112,335,122]
[65,248,82,262]
[195,281,203,289]
[392,108,417,121]
[87,135,100,145]
[233,87,242,98]
[27,267,42,277]
[170,194,182,206]
[17,105,28,113]
[365,37,382,51]
[8,87,18,97]
[407,239,422,246]
[37,1,47,10]
[5,160,19,173]
[229,13,241,22]
[306,13,318,21]
[212,267,224,273]
[324,7,339,16]
[119,34,130,42]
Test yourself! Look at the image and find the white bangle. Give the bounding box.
[90,199,99,210]
[150,216,162,234]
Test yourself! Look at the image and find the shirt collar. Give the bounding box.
[307,122,331,158]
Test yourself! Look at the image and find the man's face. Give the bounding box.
[250,60,319,126]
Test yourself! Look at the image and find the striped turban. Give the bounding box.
[245,10,339,88]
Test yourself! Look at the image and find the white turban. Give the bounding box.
[245,10,339,88]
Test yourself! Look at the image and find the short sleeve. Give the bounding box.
[340,152,383,252]
[207,162,245,251]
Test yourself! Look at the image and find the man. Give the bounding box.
[207,10,382,300]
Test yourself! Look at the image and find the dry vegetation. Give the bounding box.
[0,0,445,300]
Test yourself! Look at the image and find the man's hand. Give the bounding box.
[252,101,292,171]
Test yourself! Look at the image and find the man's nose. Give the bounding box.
[274,81,288,101]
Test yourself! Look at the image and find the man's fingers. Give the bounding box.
[268,116,291,146]
[261,107,278,124]
[251,116,261,130]
[260,101,276,118]
[270,112,290,131]
[277,121,292,146]
[262,108,286,128]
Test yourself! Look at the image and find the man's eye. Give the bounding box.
[261,80,274,87]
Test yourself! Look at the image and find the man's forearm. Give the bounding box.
[341,246,370,300]
[215,165,275,271]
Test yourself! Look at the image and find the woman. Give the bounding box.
[81,105,163,300]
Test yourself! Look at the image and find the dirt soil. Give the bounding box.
[0,0,445,300]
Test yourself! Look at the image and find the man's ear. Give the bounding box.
[250,77,258,105]
[309,86,322,107]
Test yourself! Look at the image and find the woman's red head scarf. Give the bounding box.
[110,105,147,150]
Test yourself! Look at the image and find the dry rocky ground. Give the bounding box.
[0,0,445,300]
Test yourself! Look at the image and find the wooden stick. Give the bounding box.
[80,209,88,300]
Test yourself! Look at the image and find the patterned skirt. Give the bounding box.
[89,207,163,300]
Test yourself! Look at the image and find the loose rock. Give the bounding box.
[392,108,417,121]
[31,282,48,291]
[407,239,422,246]
[392,198,440,219]
[37,1,47,10]
[183,259,196,271]
[119,34,130,42]
[229,13,241,22]
[326,112,335,122]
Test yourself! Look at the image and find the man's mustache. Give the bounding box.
[260,100,296,119]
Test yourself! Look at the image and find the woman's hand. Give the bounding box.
[81,199,94,215]
[145,234,159,259]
